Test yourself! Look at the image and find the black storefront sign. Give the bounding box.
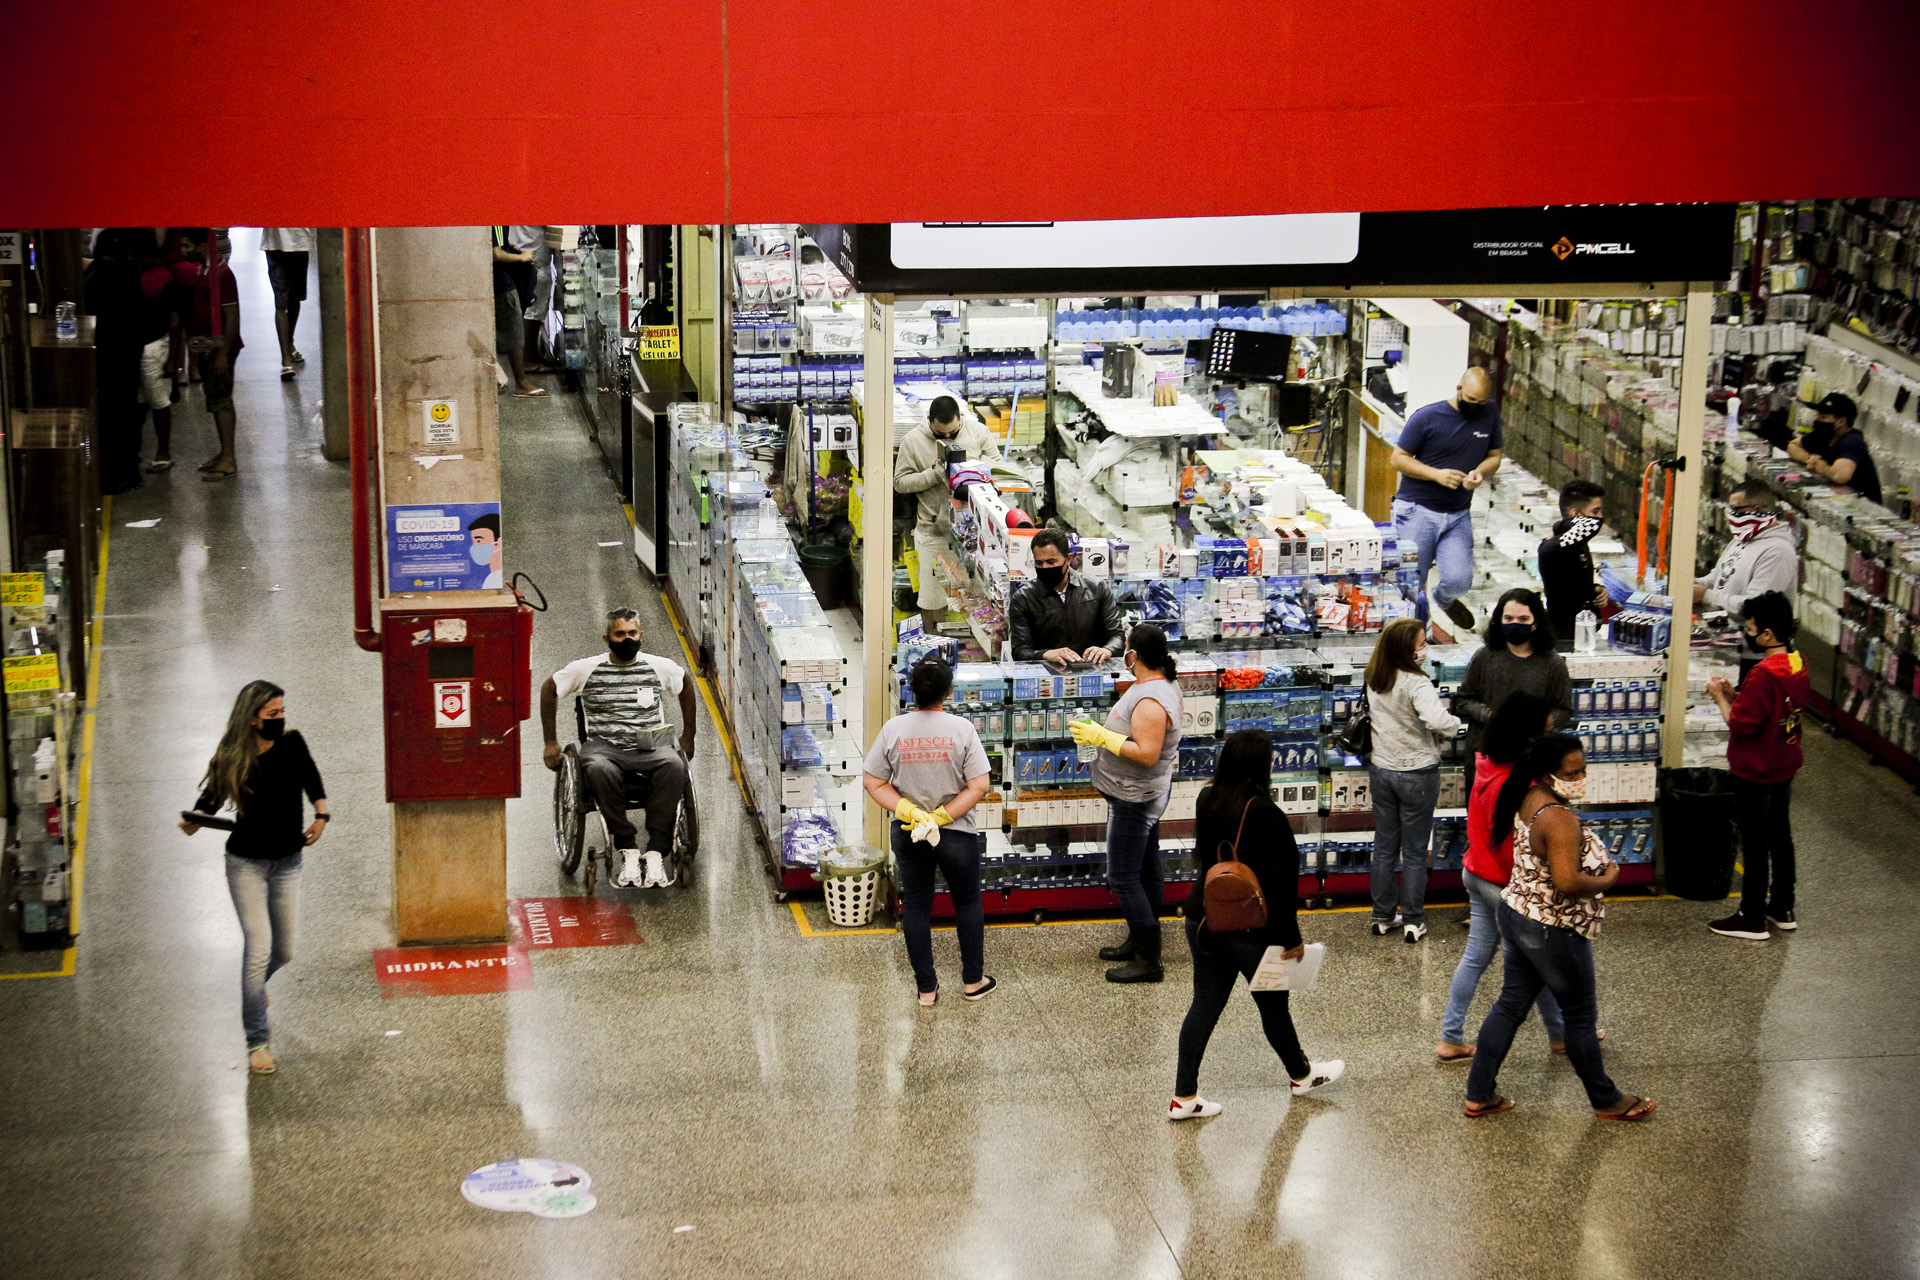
[805,204,1733,296]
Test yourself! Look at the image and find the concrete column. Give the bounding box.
[373,226,509,944]
[860,294,895,849]
[316,229,349,461]
[1660,285,1713,769]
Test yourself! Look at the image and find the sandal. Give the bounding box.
[248,1046,276,1075]
[918,990,938,1007]
[146,460,175,473]
[202,467,238,482]
[1595,1094,1657,1122]
[1435,1042,1476,1064]
[1464,1096,1515,1118]
[290,349,306,365]
[280,365,296,381]
[963,976,997,1001]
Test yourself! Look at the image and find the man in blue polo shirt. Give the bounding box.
[1390,367,1502,638]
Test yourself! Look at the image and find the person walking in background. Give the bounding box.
[862,658,996,1006]
[179,681,329,1075]
[131,228,183,473]
[1705,590,1809,940]
[500,225,556,370]
[1388,367,1502,639]
[259,227,313,380]
[1170,730,1344,1120]
[81,228,152,495]
[1464,733,1654,1121]
[174,227,243,481]
[1363,617,1461,943]
[1437,691,1573,1063]
[1073,624,1183,983]
[1537,479,1609,645]
[1455,588,1572,785]
[491,227,547,397]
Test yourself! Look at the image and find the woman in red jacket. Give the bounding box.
[1436,692,1567,1062]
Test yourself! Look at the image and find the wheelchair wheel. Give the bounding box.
[671,791,699,886]
[554,748,586,876]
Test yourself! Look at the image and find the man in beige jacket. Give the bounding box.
[895,395,1000,633]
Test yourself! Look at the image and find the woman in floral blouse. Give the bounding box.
[1463,733,1656,1121]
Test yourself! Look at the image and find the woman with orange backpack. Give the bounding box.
[1168,730,1344,1120]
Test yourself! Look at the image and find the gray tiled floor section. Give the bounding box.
[3,236,1919,1278]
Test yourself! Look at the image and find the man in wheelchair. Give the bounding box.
[542,607,696,888]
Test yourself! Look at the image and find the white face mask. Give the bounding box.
[1548,773,1587,802]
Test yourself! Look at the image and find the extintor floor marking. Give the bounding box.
[508,897,643,950]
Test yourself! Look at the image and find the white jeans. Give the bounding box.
[138,335,172,407]
[913,524,951,611]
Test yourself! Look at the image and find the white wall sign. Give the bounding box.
[434,680,471,729]
[0,232,22,268]
[422,398,459,447]
[890,215,1361,271]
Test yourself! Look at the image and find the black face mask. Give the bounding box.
[1458,398,1486,419]
[609,637,642,662]
[258,718,286,741]
[932,427,960,442]
[1741,629,1763,653]
[1036,563,1067,589]
[1804,418,1836,450]
[1501,622,1534,647]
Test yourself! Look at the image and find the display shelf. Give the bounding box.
[4,553,77,951]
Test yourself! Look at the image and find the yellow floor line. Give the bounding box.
[0,497,110,980]
[657,588,747,796]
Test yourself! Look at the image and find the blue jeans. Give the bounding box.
[1466,902,1620,1110]
[1391,497,1475,620]
[1369,766,1438,924]
[1102,792,1165,930]
[1441,870,1564,1044]
[892,823,984,994]
[225,853,301,1050]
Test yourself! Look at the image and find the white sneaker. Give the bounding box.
[615,849,642,887]
[1290,1060,1345,1096]
[1169,1096,1222,1121]
[643,849,669,888]
[1404,922,1428,944]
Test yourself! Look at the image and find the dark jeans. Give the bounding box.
[1102,792,1165,929]
[578,739,686,852]
[1733,776,1795,917]
[893,822,984,994]
[1369,766,1439,924]
[1175,916,1310,1095]
[1466,902,1621,1110]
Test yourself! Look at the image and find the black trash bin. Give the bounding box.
[1659,766,1738,901]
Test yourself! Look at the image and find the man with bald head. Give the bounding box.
[1389,367,1502,639]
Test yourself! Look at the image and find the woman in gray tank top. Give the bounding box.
[1071,624,1182,983]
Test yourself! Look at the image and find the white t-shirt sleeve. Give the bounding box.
[551,656,604,700]
[645,655,687,696]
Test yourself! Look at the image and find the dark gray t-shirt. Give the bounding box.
[1091,677,1182,805]
[863,709,991,834]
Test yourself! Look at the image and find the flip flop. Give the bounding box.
[146,460,175,473]
[963,975,998,1001]
[1435,1044,1476,1064]
[918,990,938,1007]
[1595,1095,1657,1122]
[290,350,306,365]
[280,366,296,381]
[1464,1096,1515,1118]
[202,467,237,482]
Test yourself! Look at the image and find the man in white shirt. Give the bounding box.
[542,608,697,888]
[258,227,314,379]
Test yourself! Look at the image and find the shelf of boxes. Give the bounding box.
[4,553,77,951]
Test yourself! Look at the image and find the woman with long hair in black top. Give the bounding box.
[180,680,328,1074]
[1169,730,1343,1120]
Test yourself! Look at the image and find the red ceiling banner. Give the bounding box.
[3,0,1915,226]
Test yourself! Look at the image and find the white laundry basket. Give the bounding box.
[818,844,886,928]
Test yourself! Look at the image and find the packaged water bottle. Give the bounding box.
[1575,609,1598,653]
[54,301,77,337]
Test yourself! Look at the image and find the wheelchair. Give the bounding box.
[552,737,699,894]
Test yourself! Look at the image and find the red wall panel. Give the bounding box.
[3,0,1915,226]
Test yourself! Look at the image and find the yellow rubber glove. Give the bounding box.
[1070,719,1127,755]
[895,797,933,828]
[931,805,954,827]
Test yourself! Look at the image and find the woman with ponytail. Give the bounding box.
[180,681,329,1074]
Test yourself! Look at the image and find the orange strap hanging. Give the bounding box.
[1635,460,1658,586]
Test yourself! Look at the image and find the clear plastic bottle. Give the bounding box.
[54,301,77,337]
[1575,609,1598,653]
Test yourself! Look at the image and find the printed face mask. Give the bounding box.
[1727,510,1775,540]
[608,637,642,662]
[470,542,496,566]
[1548,772,1587,802]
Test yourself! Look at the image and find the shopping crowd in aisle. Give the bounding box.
[866,367,1811,1123]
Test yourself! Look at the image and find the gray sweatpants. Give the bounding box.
[578,739,686,852]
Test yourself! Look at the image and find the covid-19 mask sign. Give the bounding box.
[386,502,504,592]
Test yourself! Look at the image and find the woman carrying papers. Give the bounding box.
[1169,730,1344,1121]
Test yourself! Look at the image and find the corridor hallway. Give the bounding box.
[1,234,1918,1280]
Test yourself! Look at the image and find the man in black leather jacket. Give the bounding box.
[1008,529,1125,663]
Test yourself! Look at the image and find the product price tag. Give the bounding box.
[638,325,680,361]
[1,572,45,606]
[4,653,60,693]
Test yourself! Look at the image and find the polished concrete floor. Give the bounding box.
[3,239,1919,1279]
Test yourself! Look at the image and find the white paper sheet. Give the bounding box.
[1248,941,1326,992]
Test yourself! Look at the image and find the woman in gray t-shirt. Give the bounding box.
[1071,624,1182,984]
[863,658,995,1006]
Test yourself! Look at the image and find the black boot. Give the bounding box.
[1106,922,1164,983]
[1098,925,1137,962]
